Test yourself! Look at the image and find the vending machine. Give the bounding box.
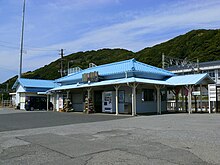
[102,91,116,113]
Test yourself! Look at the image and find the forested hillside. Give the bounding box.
[1,29,220,92]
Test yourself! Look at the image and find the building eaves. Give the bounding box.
[12,78,57,89]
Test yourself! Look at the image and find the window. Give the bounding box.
[208,70,215,79]
[218,70,220,80]
[142,89,155,101]
[119,91,125,103]
[161,90,167,101]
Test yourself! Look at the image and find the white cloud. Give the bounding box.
[19,0,220,74]
[44,0,120,11]
[43,0,220,52]
[1,0,220,83]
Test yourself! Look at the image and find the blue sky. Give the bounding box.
[0,0,220,83]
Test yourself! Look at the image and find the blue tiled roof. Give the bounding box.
[56,59,174,83]
[12,78,58,89]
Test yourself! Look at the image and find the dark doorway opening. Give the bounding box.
[94,91,103,113]
[216,85,220,112]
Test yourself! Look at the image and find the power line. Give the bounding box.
[26,48,60,52]
[0,43,58,52]
[0,66,17,72]
[0,44,19,49]
[0,39,59,52]
[0,40,19,45]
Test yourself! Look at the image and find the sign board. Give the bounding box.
[58,97,63,109]
[82,71,99,82]
[192,91,201,96]
[208,84,216,101]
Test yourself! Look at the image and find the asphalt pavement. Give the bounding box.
[0,108,130,132]
[1,108,220,164]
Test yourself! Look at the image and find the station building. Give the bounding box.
[13,59,214,115]
[12,78,57,110]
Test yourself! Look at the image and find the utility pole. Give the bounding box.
[6,83,9,92]
[60,49,64,77]
[19,0,26,78]
[197,59,200,73]
[162,53,165,69]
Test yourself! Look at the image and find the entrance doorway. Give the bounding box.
[94,91,103,113]
[216,85,220,112]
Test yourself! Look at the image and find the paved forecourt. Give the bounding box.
[0,108,130,132]
[0,108,220,164]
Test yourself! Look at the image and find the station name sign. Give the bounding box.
[82,71,99,82]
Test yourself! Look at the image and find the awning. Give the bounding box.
[166,73,215,86]
[49,77,170,92]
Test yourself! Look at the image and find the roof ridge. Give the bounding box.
[56,58,135,81]
[83,58,134,71]
[19,78,54,81]
[135,60,174,75]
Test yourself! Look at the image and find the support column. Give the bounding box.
[47,94,49,111]
[200,84,203,113]
[208,84,211,113]
[174,88,180,112]
[181,87,185,112]
[114,85,120,115]
[155,85,161,115]
[87,88,92,99]
[187,85,193,114]
[131,83,138,116]
[53,93,59,112]
[67,90,70,99]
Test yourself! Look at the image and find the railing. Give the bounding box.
[167,100,209,112]
[1,100,15,108]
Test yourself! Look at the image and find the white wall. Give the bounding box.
[15,85,25,106]
[19,93,25,110]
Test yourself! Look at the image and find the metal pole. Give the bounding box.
[19,0,26,78]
